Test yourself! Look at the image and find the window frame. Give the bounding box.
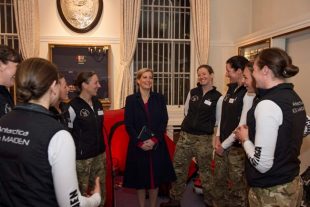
[132,0,192,106]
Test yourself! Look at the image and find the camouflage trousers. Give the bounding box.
[213,146,248,207]
[76,153,106,206]
[248,176,303,207]
[170,131,215,205]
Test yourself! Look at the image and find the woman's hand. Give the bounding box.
[90,177,101,195]
[140,139,155,151]
[234,125,249,143]
[214,136,224,156]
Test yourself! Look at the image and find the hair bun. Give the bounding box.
[282,64,299,78]
[17,88,32,103]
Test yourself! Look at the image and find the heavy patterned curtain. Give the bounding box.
[190,0,210,65]
[117,0,141,108]
[13,0,40,59]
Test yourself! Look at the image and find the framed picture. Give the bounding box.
[238,39,270,61]
[56,0,103,33]
[49,44,111,108]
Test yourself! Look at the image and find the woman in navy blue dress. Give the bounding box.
[123,68,176,207]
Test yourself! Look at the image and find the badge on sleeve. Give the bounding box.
[98,110,104,115]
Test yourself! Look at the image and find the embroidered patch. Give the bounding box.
[4,103,11,114]
[191,95,199,102]
[80,109,90,117]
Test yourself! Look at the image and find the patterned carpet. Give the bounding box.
[114,177,205,207]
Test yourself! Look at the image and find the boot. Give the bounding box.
[160,199,181,207]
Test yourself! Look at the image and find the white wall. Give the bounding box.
[38,0,121,108]
[287,33,310,114]
[247,0,310,173]
[286,32,310,173]
[252,0,310,32]
[208,0,252,93]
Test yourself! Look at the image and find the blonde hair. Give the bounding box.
[136,68,153,80]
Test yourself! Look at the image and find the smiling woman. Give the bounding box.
[0,45,21,118]
[57,0,103,33]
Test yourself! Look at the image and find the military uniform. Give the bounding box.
[214,83,248,207]
[245,83,306,207]
[69,96,106,206]
[169,86,221,205]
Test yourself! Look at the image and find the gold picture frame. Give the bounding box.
[56,0,103,33]
[48,44,111,109]
[238,39,270,61]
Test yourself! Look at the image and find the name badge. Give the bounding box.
[204,99,212,106]
[68,122,73,128]
[98,110,104,115]
[229,98,235,103]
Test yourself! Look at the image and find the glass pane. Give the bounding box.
[134,0,190,105]
[0,35,4,45]
[13,37,19,51]
[6,4,12,33]
[0,6,4,32]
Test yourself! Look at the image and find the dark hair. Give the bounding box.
[255,47,299,78]
[16,58,58,103]
[58,72,65,80]
[246,61,254,72]
[226,55,249,72]
[197,64,214,74]
[0,45,21,64]
[75,71,97,90]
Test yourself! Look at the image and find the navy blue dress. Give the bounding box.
[123,91,176,189]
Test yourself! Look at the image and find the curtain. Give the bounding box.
[116,0,141,108]
[13,0,40,59]
[190,0,210,65]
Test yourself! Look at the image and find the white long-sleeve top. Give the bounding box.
[184,91,190,116]
[48,130,101,207]
[216,92,255,148]
[242,100,282,173]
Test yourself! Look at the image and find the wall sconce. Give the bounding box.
[88,46,108,62]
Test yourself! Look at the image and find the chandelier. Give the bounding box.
[88,46,108,62]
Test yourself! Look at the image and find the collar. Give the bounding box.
[14,103,56,118]
[256,83,293,98]
[227,82,238,88]
[135,90,154,98]
[198,85,216,95]
[0,85,14,104]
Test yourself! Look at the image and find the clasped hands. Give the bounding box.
[140,139,156,151]
[214,125,249,156]
[234,124,249,143]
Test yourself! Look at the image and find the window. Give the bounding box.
[0,0,19,50]
[133,0,191,105]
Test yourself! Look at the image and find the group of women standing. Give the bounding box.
[0,45,106,207]
[126,47,306,207]
[0,44,307,207]
[0,55,102,207]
